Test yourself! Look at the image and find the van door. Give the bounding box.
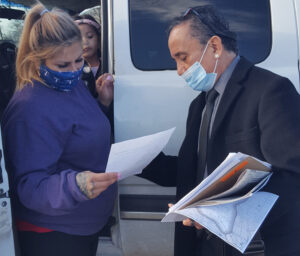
[0,6,26,256]
[105,0,298,255]
[292,0,300,88]
[110,1,194,255]
[258,0,299,91]
[0,131,15,256]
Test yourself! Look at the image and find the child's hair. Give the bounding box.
[16,3,82,90]
[74,14,100,36]
[74,14,101,59]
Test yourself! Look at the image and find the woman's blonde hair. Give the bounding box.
[16,3,82,90]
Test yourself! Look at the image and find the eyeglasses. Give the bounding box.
[183,7,236,40]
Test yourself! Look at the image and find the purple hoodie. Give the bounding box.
[2,80,117,235]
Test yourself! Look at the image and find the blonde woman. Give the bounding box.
[1,3,118,256]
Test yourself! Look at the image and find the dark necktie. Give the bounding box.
[197,89,219,182]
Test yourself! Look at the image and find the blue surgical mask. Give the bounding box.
[40,64,84,92]
[181,41,219,92]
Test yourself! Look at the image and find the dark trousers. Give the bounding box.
[196,231,262,256]
[18,230,99,256]
[261,201,300,256]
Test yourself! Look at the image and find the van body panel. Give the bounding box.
[113,1,185,254]
[114,0,197,155]
[293,0,300,85]
[258,0,300,92]
[0,198,15,256]
[0,133,15,256]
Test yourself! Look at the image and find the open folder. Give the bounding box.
[162,152,279,253]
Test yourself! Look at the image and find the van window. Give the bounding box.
[129,0,271,70]
[0,18,23,45]
[0,5,26,45]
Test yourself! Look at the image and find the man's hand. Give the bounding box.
[76,171,119,199]
[168,203,203,230]
[96,73,114,107]
[182,218,203,230]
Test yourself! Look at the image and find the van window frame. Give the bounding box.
[128,0,272,71]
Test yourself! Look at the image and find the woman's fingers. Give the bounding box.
[76,171,118,199]
[93,172,119,182]
[96,73,114,107]
[96,73,114,88]
[91,172,118,196]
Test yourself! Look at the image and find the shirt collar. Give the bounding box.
[214,55,240,96]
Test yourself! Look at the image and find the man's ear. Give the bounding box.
[209,35,223,58]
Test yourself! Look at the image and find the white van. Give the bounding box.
[104,0,300,255]
[1,0,300,255]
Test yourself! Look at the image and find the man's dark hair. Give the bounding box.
[169,5,238,54]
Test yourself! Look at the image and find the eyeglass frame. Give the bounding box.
[183,7,236,41]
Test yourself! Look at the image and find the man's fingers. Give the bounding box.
[182,219,203,230]
[183,218,193,226]
[194,222,203,230]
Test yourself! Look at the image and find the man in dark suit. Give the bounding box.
[141,5,300,256]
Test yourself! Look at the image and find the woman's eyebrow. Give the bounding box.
[56,61,70,65]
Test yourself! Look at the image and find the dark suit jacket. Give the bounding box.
[141,57,300,256]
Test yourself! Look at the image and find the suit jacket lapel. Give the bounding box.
[211,57,253,135]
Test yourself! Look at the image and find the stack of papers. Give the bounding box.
[162,152,279,253]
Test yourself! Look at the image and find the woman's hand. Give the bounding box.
[96,73,114,107]
[76,171,119,199]
[168,203,203,230]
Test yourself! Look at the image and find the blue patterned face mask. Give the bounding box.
[40,64,84,92]
[181,41,219,92]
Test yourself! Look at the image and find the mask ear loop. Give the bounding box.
[199,39,219,73]
[199,41,210,64]
[213,56,219,73]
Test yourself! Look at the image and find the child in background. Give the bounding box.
[75,14,114,134]
[75,14,101,77]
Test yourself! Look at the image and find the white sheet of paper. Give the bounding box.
[106,127,175,180]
